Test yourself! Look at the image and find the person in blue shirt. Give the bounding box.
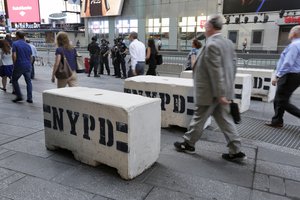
[11,31,33,103]
[265,25,300,128]
[185,39,202,70]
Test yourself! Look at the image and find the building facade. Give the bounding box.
[85,0,219,50]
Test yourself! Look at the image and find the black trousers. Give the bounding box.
[100,56,110,75]
[89,57,99,76]
[272,73,300,124]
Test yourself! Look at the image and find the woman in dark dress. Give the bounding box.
[146,38,158,76]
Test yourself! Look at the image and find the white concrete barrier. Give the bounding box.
[43,87,161,180]
[237,68,276,102]
[234,73,252,113]
[180,71,252,113]
[124,76,211,128]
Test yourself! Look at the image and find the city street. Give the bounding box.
[0,65,299,200]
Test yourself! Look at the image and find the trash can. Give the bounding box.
[84,57,90,73]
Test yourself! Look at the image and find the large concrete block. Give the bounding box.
[234,73,252,113]
[124,76,211,128]
[180,71,252,113]
[43,87,161,180]
[237,68,276,102]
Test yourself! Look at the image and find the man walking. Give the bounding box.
[265,25,300,128]
[11,31,33,103]
[128,32,145,77]
[87,36,100,77]
[174,14,246,162]
[26,39,38,79]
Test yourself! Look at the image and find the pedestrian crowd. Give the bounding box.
[1,16,299,164]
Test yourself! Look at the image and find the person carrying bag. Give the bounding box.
[51,32,79,88]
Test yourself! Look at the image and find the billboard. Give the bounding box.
[7,0,40,23]
[223,0,300,14]
[39,0,81,24]
[81,0,124,17]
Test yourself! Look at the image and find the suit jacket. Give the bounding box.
[193,34,237,105]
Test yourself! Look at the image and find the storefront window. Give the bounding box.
[88,20,109,40]
[179,16,206,50]
[115,19,138,38]
[146,18,170,49]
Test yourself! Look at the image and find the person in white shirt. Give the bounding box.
[26,40,38,79]
[128,32,145,77]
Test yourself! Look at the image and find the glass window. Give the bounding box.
[179,16,206,50]
[228,31,238,44]
[146,18,170,49]
[115,19,138,38]
[252,30,263,44]
[88,20,109,41]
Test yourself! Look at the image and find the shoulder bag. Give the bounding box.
[55,50,73,79]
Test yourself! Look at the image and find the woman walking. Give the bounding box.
[146,38,158,76]
[51,32,78,88]
[0,40,13,92]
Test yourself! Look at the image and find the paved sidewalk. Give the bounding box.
[0,66,299,200]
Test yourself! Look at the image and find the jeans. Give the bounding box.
[12,67,32,101]
[128,62,145,77]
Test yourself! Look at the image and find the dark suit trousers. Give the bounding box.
[272,73,300,124]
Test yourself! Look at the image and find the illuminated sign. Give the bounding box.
[81,0,124,17]
[223,0,300,14]
[7,0,40,23]
[284,16,300,24]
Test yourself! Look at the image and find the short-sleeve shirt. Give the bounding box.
[12,39,32,69]
[55,47,77,71]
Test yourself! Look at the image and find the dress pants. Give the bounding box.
[271,73,300,124]
[183,101,241,154]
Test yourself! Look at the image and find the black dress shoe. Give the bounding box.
[12,97,23,103]
[27,99,33,103]
[264,122,283,128]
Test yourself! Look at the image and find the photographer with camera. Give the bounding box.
[111,37,127,79]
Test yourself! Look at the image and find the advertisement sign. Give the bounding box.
[223,0,300,14]
[81,0,124,17]
[7,0,40,23]
[39,0,81,24]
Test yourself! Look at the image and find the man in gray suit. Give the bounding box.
[174,14,246,162]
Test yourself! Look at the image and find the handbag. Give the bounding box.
[155,54,163,65]
[230,100,241,124]
[76,51,85,73]
[55,51,73,79]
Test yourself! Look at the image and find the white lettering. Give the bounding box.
[91,0,101,4]
[12,6,33,11]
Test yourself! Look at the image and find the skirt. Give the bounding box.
[0,65,13,77]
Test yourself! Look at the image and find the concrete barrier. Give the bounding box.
[180,71,252,113]
[124,76,211,128]
[43,87,161,180]
[237,68,276,102]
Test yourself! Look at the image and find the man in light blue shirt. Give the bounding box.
[26,39,38,79]
[265,25,300,128]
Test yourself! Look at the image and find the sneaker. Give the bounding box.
[222,152,247,162]
[174,141,195,153]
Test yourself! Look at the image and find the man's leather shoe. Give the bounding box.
[12,97,23,103]
[265,122,283,128]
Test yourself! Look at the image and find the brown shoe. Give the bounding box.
[264,122,283,128]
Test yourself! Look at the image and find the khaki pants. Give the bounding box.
[183,102,242,154]
[57,71,78,88]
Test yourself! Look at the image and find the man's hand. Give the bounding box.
[272,78,278,86]
[219,96,230,105]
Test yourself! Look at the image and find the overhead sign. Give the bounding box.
[223,0,300,14]
[7,0,40,23]
[284,16,300,24]
[81,0,124,17]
